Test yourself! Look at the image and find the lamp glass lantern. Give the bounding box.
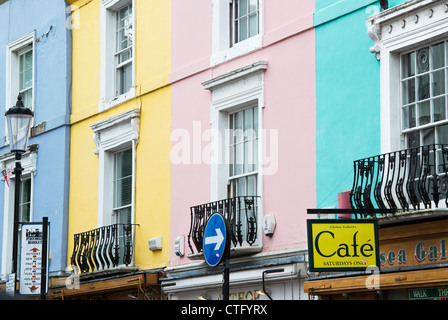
[5,94,34,154]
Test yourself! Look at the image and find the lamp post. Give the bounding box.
[5,94,34,294]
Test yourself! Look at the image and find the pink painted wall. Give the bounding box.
[170,1,315,267]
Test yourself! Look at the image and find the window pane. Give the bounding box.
[433,97,446,122]
[417,74,430,101]
[19,179,31,223]
[115,177,132,207]
[235,142,243,175]
[408,131,420,149]
[234,111,243,143]
[402,78,415,104]
[21,89,32,110]
[229,144,234,176]
[244,141,252,173]
[437,124,448,145]
[417,47,429,74]
[121,150,133,178]
[244,108,252,141]
[253,107,258,138]
[253,139,258,171]
[25,51,32,69]
[19,54,24,74]
[239,0,248,16]
[402,52,415,78]
[402,105,416,129]
[116,206,131,225]
[422,127,435,146]
[24,69,33,89]
[239,16,248,42]
[237,177,246,196]
[431,42,445,70]
[247,174,256,196]
[114,149,133,208]
[432,70,445,97]
[418,101,430,125]
[249,0,258,13]
[117,62,132,95]
[119,49,132,64]
[249,13,258,37]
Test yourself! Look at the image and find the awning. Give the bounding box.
[48,271,159,300]
[304,267,448,297]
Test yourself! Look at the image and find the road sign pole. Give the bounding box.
[203,213,231,300]
[40,217,48,300]
[222,249,230,300]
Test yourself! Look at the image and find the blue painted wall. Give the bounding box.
[314,0,406,209]
[0,0,71,278]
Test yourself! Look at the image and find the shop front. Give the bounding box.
[304,216,448,300]
[161,252,308,300]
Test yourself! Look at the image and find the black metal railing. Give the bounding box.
[188,196,260,254]
[351,144,448,215]
[71,223,135,274]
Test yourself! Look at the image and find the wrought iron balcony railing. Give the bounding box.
[71,223,135,274]
[188,196,260,255]
[351,144,448,216]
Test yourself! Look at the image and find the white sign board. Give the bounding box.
[6,273,15,296]
[19,223,48,295]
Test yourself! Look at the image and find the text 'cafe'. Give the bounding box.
[304,217,448,300]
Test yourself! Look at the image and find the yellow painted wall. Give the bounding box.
[68,0,171,270]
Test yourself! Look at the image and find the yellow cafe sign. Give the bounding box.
[307,219,379,272]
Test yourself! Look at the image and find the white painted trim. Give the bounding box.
[91,108,140,229]
[210,0,264,66]
[99,0,136,112]
[367,0,448,153]
[5,31,36,145]
[202,61,267,249]
[5,30,36,113]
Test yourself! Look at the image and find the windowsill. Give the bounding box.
[99,87,136,112]
[210,34,263,67]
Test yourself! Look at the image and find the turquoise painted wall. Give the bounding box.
[314,0,406,209]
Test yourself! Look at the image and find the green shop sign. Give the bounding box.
[409,287,448,300]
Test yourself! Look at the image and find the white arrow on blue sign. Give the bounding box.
[203,214,230,267]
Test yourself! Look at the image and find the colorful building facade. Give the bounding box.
[307,0,448,300]
[4,0,446,302]
[163,0,316,300]
[0,0,72,290]
[51,0,171,299]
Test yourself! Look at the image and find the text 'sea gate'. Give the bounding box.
[307,219,379,272]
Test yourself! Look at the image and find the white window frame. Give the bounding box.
[202,61,266,249]
[228,105,259,198]
[5,31,36,145]
[91,108,140,230]
[231,0,260,45]
[367,0,448,153]
[112,147,133,225]
[211,0,264,67]
[6,31,35,113]
[400,40,448,150]
[0,149,37,280]
[100,0,136,112]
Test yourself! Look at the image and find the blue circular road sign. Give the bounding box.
[203,214,230,267]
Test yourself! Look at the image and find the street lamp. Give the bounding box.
[5,94,33,293]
